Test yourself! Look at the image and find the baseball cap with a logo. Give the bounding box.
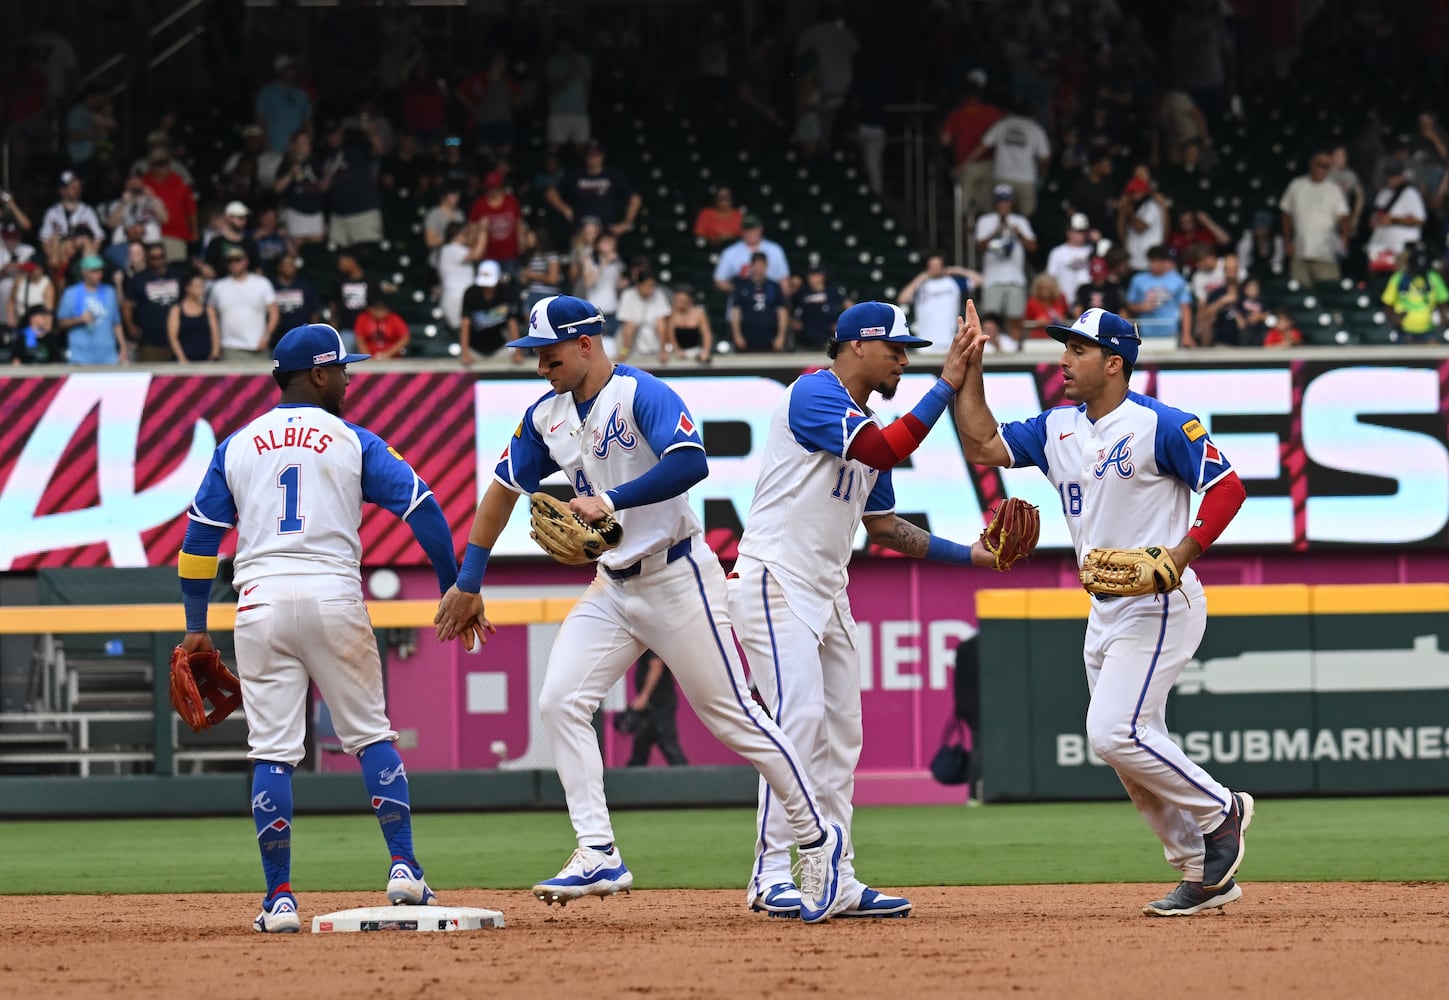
[506,295,606,348]
[272,323,369,373]
[1045,308,1140,366]
[834,301,931,347]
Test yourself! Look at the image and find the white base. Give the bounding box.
[311,905,505,933]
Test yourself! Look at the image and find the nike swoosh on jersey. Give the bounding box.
[550,420,567,433]
[1059,432,1074,440]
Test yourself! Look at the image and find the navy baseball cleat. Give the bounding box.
[749,882,802,919]
[1202,792,1254,891]
[796,823,845,924]
[836,887,912,918]
[253,891,300,933]
[386,860,438,906]
[1142,879,1242,917]
[533,846,634,906]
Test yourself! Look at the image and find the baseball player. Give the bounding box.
[176,323,460,933]
[433,295,849,922]
[729,301,1013,920]
[953,303,1254,916]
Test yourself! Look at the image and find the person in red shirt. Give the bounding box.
[1263,307,1302,348]
[693,185,743,245]
[1165,207,1230,262]
[1021,273,1070,339]
[143,142,197,263]
[937,70,1002,218]
[466,170,524,271]
[354,290,410,359]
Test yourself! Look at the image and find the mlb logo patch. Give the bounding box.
[676,412,695,435]
[313,351,338,364]
[859,326,887,338]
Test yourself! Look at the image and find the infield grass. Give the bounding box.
[2,796,1445,895]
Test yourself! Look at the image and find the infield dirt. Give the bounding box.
[3,883,1446,998]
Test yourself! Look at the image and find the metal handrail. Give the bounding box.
[148,0,206,39]
[75,52,126,95]
[149,27,206,71]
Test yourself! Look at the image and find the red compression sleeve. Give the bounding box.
[846,414,928,470]
[1187,472,1246,552]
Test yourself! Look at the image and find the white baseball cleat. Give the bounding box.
[386,861,439,906]
[253,892,301,933]
[533,846,634,906]
[796,824,846,924]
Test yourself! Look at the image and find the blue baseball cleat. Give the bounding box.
[533,846,634,906]
[837,887,912,918]
[253,891,300,933]
[749,881,802,918]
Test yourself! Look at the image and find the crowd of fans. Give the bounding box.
[2,2,1446,367]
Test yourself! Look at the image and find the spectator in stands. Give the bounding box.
[438,221,488,334]
[1236,209,1285,279]
[329,251,374,349]
[1280,150,1351,288]
[270,254,318,344]
[1154,84,1212,167]
[519,227,563,315]
[712,213,789,293]
[400,57,449,148]
[0,222,37,317]
[1366,160,1427,277]
[1165,207,1229,262]
[728,252,788,354]
[166,272,219,362]
[579,231,627,344]
[1119,169,1168,273]
[618,269,674,362]
[1264,307,1302,349]
[458,50,522,158]
[897,251,978,354]
[567,217,604,295]
[141,143,196,264]
[468,170,526,273]
[459,260,523,365]
[1022,273,1070,340]
[939,71,1002,221]
[8,258,55,331]
[623,650,688,767]
[1046,213,1095,309]
[796,2,858,130]
[65,86,116,172]
[545,141,640,236]
[974,185,1036,343]
[1168,0,1233,119]
[322,118,386,249]
[423,189,464,274]
[1227,276,1270,347]
[792,264,847,351]
[56,224,103,287]
[252,208,290,272]
[790,55,827,161]
[202,202,259,278]
[219,124,271,206]
[1127,245,1194,346]
[255,55,312,155]
[380,132,435,198]
[102,222,144,274]
[1196,256,1242,347]
[694,186,743,246]
[9,304,54,364]
[1328,144,1365,236]
[122,243,183,362]
[434,135,477,195]
[546,32,594,150]
[354,289,410,359]
[103,172,166,251]
[1065,146,1116,237]
[0,187,35,236]
[1382,244,1449,345]
[979,310,1018,354]
[39,172,102,264]
[209,246,278,361]
[56,254,125,365]
[964,97,1051,219]
[274,132,326,248]
[668,284,714,362]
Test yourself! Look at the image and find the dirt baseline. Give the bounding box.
[3,883,1446,999]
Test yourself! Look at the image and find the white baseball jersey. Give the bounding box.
[494,364,704,566]
[736,369,893,636]
[188,404,433,591]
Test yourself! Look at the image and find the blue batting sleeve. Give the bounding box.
[403,495,458,593]
[998,411,1053,474]
[493,397,561,492]
[607,446,709,510]
[925,534,974,566]
[624,365,706,456]
[1142,395,1235,493]
[909,378,955,429]
[789,372,872,457]
[179,519,226,633]
[862,468,895,515]
[351,423,433,519]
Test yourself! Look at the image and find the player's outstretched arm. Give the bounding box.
[435,480,519,650]
[953,300,1011,467]
[863,514,997,568]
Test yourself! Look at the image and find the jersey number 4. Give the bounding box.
[277,465,305,534]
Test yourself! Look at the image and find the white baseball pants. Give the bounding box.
[1083,573,1232,880]
[538,535,829,849]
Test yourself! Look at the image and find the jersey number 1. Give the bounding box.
[277,465,305,534]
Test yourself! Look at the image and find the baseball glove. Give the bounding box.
[1079,546,1182,597]
[169,644,243,733]
[613,707,646,736]
[979,497,1041,571]
[528,491,623,566]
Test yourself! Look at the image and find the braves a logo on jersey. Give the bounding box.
[1093,433,1135,479]
[592,403,638,458]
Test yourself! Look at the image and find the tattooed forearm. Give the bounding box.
[865,515,931,557]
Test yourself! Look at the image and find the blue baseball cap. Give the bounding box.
[1046,308,1140,366]
[272,323,369,373]
[834,301,931,347]
[507,294,606,348]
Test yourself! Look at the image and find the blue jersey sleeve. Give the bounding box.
[627,367,705,456]
[1149,399,1234,493]
[188,434,239,527]
[350,423,433,518]
[997,412,1052,473]
[788,374,871,458]
[493,395,561,492]
[863,468,895,515]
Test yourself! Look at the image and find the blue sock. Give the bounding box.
[360,741,417,869]
[251,760,294,899]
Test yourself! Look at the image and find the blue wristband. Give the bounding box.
[925,534,974,566]
[908,378,956,430]
[456,543,490,593]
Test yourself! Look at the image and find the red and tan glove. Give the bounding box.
[169,643,243,732]
[979,497,1041,571]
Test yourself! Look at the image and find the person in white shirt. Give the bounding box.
[39,170,103,261]
[1120,173,1167,272]
[436,221,488,331]
[1046,213,1096,307]
[617,271,673,363]
[896,252,980,354]
[974,185,1037,342]
[712,214,790,292]
[1279,150,1351,287]
[1365,161,1427,274]
[963,101,1051,218]
[208,247,278,360]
